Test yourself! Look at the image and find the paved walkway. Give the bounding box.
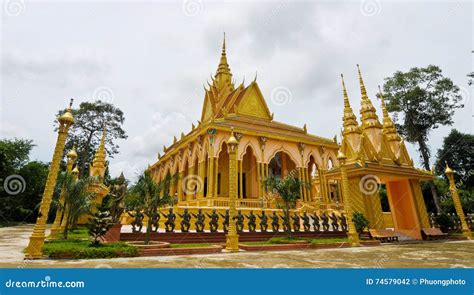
[1,225,473,268]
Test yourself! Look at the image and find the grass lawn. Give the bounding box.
[310,238,349,245]
[169,243,212,248]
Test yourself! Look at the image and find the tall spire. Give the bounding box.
[90,126,107,179]
[213,32,234,94]
[340,74,360,136]
[357,64,381,129]
[378,86,399,140]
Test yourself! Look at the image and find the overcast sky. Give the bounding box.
[1,0,472,180]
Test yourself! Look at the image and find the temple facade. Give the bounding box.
[146,37,433,239]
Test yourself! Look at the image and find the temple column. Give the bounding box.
[446,164,472,239]
[188,164,196,200]
[26,101,74,259]
[207,155,215,198]
[256,162,261,199]
[338,151,360,246]
[197,160,205,198]
[214,158,219,197]
[226,128,239,251]
[177,171,184,202]
[239,160,243,199]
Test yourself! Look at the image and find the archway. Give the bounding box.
[268,151,297,179]
[217,142,229,197]
[241,145,258,199]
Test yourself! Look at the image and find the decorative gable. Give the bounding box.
[236,83,272,120]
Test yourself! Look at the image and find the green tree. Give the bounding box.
[381,65,463,212]
[125,171,175,244]
[0,138,34,178]
[435,129,474,190]
[56,100,127,178]
[352,212,369,234]
[263,173,308,238]
[87,203,113,245]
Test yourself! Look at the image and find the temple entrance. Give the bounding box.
[240,146,258,199]
[268,151,296,179]
[385,179,421,239]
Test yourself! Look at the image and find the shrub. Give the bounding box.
[43,240,138,259]
[352,212,370,233]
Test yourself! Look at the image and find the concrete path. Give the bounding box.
[1,225,473,268]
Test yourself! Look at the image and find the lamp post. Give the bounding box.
[50,146,77,236]
[225,127,239,252]
[337,150,360,246]
[25,100,74,259]
[445,163,472,239]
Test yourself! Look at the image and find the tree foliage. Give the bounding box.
[125,171,175,244]
[381,65,463,212]
[87,203,113,245]
[56,100,127,178]
[435,129,474,189]
[263,173,308,238]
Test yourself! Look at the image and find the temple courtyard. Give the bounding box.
[1,225,473,268]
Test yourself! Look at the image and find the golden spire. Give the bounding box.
[90,126,107,179]
[67,145,78,160]
[445,162,454,174]
[213,33,234,93]
[378,85,399,139]
[340,74,360,135]
[357,64,381,129]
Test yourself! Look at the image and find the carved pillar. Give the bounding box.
[338,151,360,246]
[177,171,184,202]
[226,128,239,251]
[50,147,76,236]
[238,160,243,199]
[446,164,472,239]
[197,160,205,198]
[26,100,74,259]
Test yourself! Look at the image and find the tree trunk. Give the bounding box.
[417,139,441,213]
[63,210,71,240]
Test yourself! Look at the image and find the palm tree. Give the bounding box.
[263,173,308,238]
[57,172,95,240]
[126,170,175,244]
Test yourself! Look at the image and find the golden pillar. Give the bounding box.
[337,150,360,246]
[238,160,243,199]
[197,160,205,198]
[177,171,184,201]
[50,146,77,236]
[25,100,74,259]
[214,158,219,197]
[445,164,472,239]
[207,155,215,198]
[226,128,239,251]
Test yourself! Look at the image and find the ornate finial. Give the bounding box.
[337,149,346,160]
[303,123,307,133]
[222,32,226,54]
[254,71,258,82]
[378,85,389,118]
[58,99,75,125]
[356,64,367,99]
[227,126,238,146]
[445,161,454,174]
[340,73,359,135]
[67,145,78,160]
[173,136,177,144]
[214,33,234,93]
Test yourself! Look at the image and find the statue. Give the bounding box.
[245,210,257,232]
[302,212,311,232]
[281,213,291,233]
[148,210,160,232]
[321,212,330,232]
[162,208,176,232]
[127,210,144,233]
[206,209,219,232]
[291,212,301,232]
[178,209,191,232]
[330,212,339,231]
[339,213,348,232]
[220,209,230,232]
[271,212,280,232]
[109,172,127,223]
[312,212,320,232]
[258,211,268,232]
[193,209,206,232]
[233,210,245,232]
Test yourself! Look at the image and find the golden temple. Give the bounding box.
[144,36,434,240]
